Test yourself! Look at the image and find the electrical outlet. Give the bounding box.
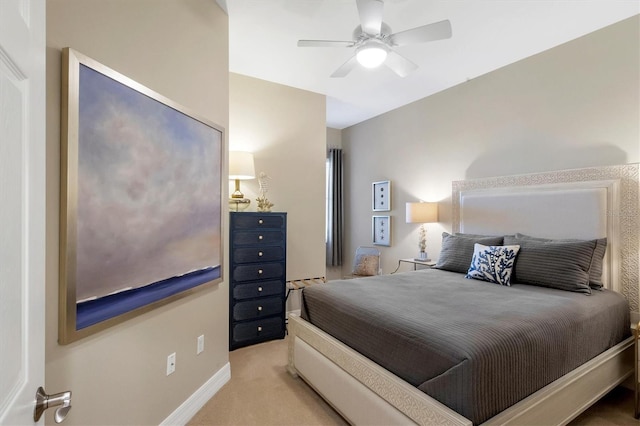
[197,335,205,355]
[166,352,176,375]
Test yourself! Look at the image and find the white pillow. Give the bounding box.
[465,243,520,286]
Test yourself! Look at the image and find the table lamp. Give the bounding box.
[229,151,255,211]
[406,202,438,261]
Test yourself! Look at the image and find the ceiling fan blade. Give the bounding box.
[389,19,452,46]
[298,40,355,48]
[384,50,418,78]
[356,0,384,35]
[330,55,358,78]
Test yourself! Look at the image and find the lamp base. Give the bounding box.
[415,252,430,262]
[229,198,251,212]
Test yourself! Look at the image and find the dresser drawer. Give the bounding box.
[233,263,284,282]
[233,246,284,264]
[232,230,284,246]
[233,296,283,321]
[233,280,283,300]
[232,317,284,346]
[232,214,285,230]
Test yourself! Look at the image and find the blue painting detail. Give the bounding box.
[77,266,220,330]
[466,244,520,286]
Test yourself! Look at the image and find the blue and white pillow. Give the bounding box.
[465,243,520,286]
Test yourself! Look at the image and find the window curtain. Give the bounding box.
[326,148,344,266]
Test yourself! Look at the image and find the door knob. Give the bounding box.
[34,386,72,423]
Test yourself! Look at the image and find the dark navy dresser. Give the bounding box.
[229,212,287,350]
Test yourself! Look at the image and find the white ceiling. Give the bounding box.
[220,1,639,129]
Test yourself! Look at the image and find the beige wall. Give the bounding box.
[342,16,639,276]
[327,127,342,149]
[229,73,326,289]
[46,1,229,425]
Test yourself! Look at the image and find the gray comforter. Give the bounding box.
[301,269,630,425]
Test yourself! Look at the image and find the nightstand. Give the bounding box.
[391,258,436,274]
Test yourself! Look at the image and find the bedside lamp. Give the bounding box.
[229,151,255,211]
[406,202,438,261]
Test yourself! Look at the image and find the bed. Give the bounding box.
[287,164,640,425]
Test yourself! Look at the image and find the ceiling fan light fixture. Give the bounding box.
[356,41,388,68]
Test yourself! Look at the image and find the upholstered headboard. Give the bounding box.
[451,164,639,314]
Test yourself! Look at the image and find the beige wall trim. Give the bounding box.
[160,362,231,426]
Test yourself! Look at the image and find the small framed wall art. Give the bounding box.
[372,180,391,211]
[372,215,391,246]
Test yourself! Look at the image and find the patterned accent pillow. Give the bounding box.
[353,254,379,276]
[465,243,521,286]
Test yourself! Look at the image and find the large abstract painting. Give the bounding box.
[59,48,223,344]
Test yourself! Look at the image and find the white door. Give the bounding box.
[0,0,47,424]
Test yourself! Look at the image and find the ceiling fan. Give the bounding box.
[297,0,452,78]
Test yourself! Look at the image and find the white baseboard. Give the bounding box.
[160,362,231,426]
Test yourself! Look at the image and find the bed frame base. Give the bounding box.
[288,313,634,426]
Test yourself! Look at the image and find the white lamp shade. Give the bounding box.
[406,202,438,223]
[356,41,388,68]
[229,151,255,180]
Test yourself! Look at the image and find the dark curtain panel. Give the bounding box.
[326,148,344,266]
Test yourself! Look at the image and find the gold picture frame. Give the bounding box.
[59,48,224,344]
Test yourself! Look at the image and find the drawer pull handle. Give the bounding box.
[258,219,264,224]
[258,235,263,240]
[258,269,263,275]
[258,251,263,257]
[257,286,263,292]
[257,326,262,332]
[257,306,263,311]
